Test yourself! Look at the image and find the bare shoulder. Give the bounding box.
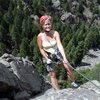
[37,32,42,39]
[53,30,60,37]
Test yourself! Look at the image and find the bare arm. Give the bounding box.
[37,34,48,60]
[54,31,68,62]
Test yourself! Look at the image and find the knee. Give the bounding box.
[49,71,57,78]
[67,70,73,76]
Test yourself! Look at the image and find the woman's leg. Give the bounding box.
[60,62,78,88]
[60,62,75,82]
[49,71,59,90]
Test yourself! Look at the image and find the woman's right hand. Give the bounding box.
[46,59,52,64]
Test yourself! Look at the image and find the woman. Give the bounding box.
[37,15,78,91]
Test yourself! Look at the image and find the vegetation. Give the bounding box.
[59,64,100,89]
[0,0,100,85]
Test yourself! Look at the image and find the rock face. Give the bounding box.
[32,80,100,100]
[51,0,100,25]
[0,53,100,100]
[0,53,51,99]
[77,49,100,70]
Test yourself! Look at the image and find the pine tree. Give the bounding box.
[74,41,85,66]
[12,49,18,56]
[21,17,28,38]
[3,0,15,24]
[30,35,45,74]
[84,26,100,52]
[61,1,70,11]
[0,20,8,42]
[31,36,40,64]
[10,6,24,49]
[18,37,30,58]
[0,42,6,56]
[0,24,5,41]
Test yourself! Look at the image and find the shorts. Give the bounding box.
[43,49,63,72]
[42,58,54,72]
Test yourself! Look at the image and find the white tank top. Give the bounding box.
[41,32,57,54]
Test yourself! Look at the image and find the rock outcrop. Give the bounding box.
[0,53,51,100]
[32,80,100,100]
[0,53,100,100]
[77,49,100,70]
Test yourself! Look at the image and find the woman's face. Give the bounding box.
[42,19,52,32]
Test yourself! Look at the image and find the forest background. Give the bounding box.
[0,0,100,86]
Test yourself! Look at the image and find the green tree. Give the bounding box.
[61,1,70,11]
[84,26,100,52]
[21,16,32,38]
[3,0,15,24]
[0,24,5,41]
[74,41,85,66]
[30,35,45,74]
[31,36,40,64]
[10,7,24,49]
[0,42,6,56]
[0,20,8,42]
[18,38,30,58]
[68,45,76,66]
[12,49,18,56]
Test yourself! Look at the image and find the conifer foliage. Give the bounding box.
[0,0,100,78]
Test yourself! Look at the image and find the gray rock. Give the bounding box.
[61,12,75,24]
[31,80,100,100]
[14,91,30,100]
[52,0,60,8]
[0,53,51,99]
[77,49,100,70]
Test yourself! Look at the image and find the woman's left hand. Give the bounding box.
[63,59,68,64]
